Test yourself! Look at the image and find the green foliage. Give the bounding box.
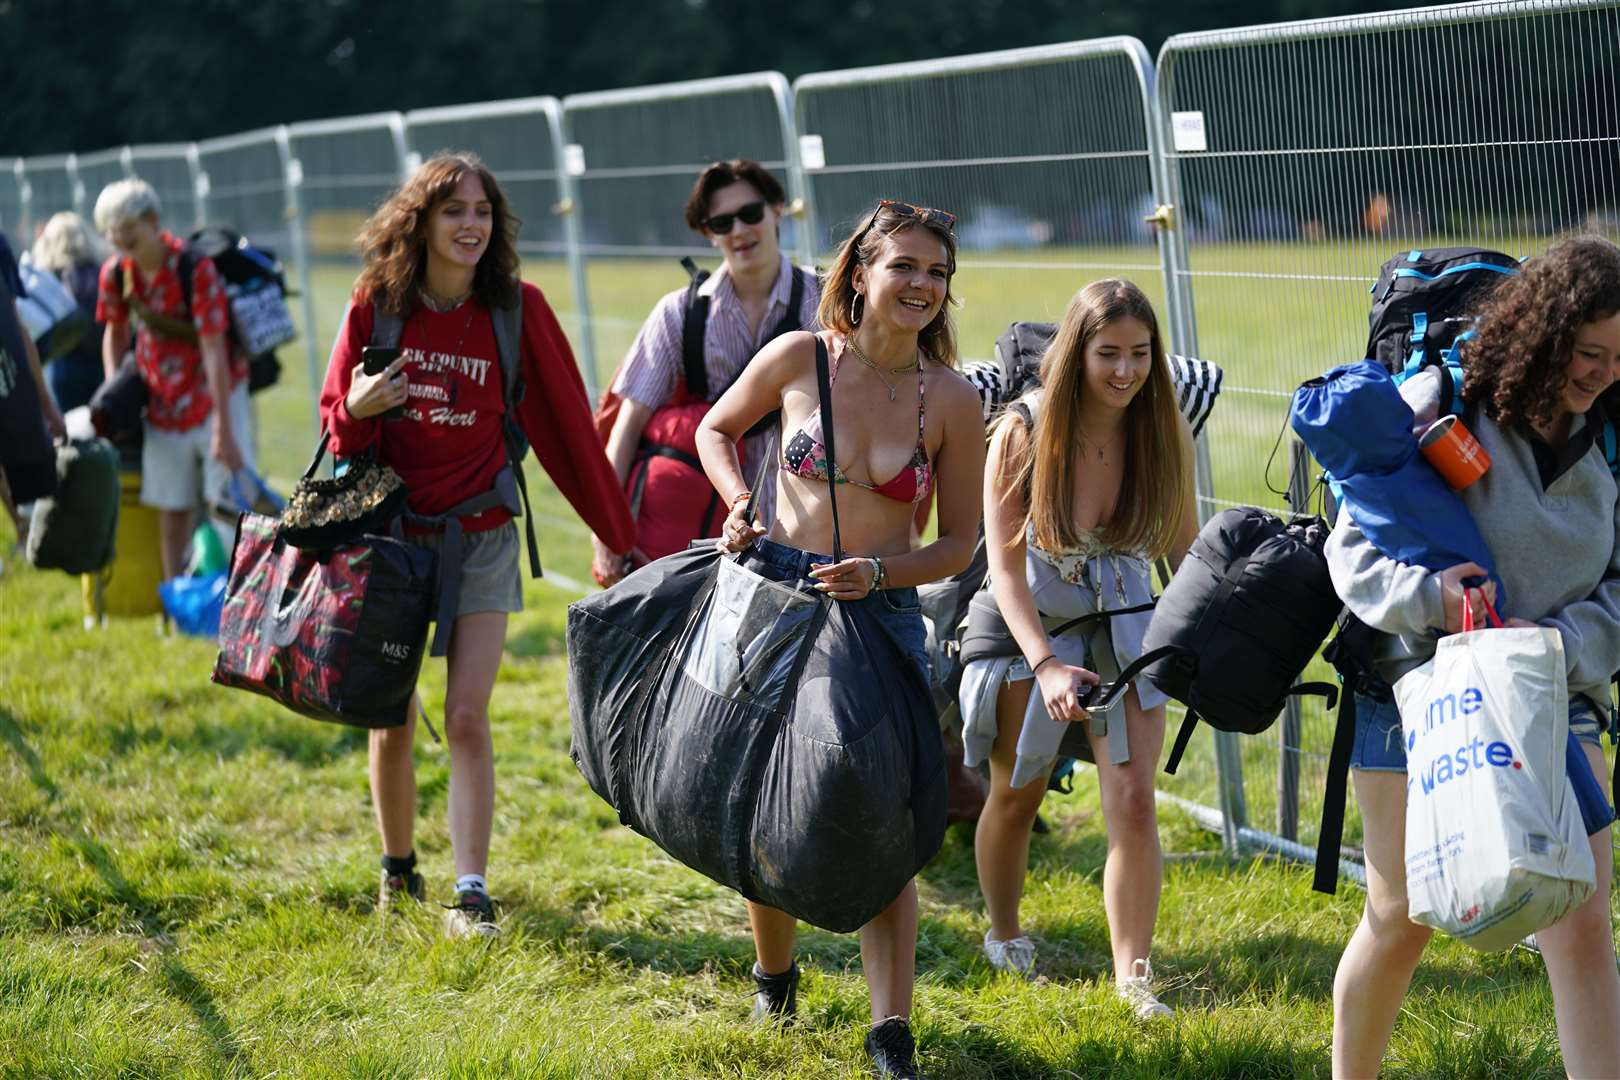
[0,0,1442,156]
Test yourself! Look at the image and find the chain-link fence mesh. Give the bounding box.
[562,74,802,397]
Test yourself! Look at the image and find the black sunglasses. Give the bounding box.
[862,199,957,239]
[703,201,767,234]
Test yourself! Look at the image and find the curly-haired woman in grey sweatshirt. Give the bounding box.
[1326,235,1620,1078]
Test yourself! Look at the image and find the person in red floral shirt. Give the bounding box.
[94,178,253,581]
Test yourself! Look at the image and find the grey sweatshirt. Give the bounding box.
[1324,368,1620,717]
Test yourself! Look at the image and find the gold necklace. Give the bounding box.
[1077,424,1125,464]
[847,337,920,402]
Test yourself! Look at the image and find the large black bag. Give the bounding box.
[1141,507,1341,774]
[26,437,120,573]
[566,337,946,933]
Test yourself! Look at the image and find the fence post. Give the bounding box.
[275,125,322,436]
[66,153,84,217]
[15,160,30,239]
[1150,38,1247,854]
[187,144,207,230]
[549,102,598,401]
[1275,437,1315,840]
[764,73,813,269]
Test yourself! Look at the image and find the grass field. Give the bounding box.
[2,240,1611,1077]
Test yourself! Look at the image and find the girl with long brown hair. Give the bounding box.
[318,152,632,938]
[1327,235,1620,1078]
[697,200,986,1079]
[960,279,1195,1015]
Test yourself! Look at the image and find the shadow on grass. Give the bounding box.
[109,712,366,768]
[0,706,59,801]
[1,709,252,1072]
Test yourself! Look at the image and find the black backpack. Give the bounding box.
[1366,247,1519,381]
[116,226,295,393]
[1140,508,1342,775]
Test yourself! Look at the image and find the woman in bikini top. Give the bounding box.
[695,199,986,1078]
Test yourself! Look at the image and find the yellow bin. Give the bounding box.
[83,471,164,618]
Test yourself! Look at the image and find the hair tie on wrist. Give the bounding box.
[1032,654,1058,674]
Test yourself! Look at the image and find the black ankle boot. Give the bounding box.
[749,961,799,1023]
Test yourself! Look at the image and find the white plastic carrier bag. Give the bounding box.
[1393,595,1595,952]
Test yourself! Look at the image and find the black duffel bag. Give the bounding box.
[1141,507,1342,774]
[567,337,946,933]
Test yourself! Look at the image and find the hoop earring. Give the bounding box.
[850,292,863,326]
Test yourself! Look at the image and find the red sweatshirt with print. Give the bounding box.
[319,282,634,552]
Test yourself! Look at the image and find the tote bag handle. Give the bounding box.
[1461,586,1504,633]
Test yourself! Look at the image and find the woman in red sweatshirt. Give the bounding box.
[319,152,633,938]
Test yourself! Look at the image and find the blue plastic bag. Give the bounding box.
[160,572,227,638]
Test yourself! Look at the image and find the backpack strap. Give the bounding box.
[679,257,712,400]
[1164,706,1200,777]
[489,289,540,579]
[370,307,405,350]
[120,254,200,342]
[765,266,807,342]
[1314,687,1360,895]
[1163,680,1337,777]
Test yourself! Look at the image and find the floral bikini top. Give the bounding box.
[779,347,935,505]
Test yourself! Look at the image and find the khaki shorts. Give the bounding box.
[140,382,256,511]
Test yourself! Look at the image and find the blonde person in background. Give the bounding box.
[95,178,252,583]
[962,279,1196,1017]
[32,211,109,412]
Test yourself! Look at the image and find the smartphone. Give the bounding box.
[361,346,405,420]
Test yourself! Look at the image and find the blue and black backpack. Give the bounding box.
[1314,247,1620,893]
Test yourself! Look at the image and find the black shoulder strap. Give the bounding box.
[491,289,522,410]
[370,308,405,349]
[177,248,195,318]
[679,256,711,399]
[765,267,808,342]
[814,336,844,563]
[1314,688,1360,895]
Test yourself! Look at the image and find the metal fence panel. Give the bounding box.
[562,73,804,397]
[1,160,25,248]
[73,147,129,223]
[403,97,587,374]
[795,42,1168,361]
[129,144,203,231]
[1156,0,1620,855]
[795,40,1245,824]
[20,154,79,237]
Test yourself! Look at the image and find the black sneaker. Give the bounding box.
[864,1016,926,1079]
[749,961,799,1023]
[442,889,501,939]
[378,869,425,913]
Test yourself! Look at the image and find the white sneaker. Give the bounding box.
[982,930,1036,979]
[1116,958,1172,1018]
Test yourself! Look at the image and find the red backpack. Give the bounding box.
[594,258,808,564]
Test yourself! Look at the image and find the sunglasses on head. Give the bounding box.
[862,199,957,238]
[703,201,767,234]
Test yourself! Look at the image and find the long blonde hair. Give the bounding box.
[995,279,1191,560]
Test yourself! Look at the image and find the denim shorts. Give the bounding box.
[741,536,929,680]
[1352,689,1615,833]
[1350,690,1607,773]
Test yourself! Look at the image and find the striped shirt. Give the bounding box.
[613,253,819,523]
[612,252,820,408]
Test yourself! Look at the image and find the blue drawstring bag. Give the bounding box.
[160,572,228,638]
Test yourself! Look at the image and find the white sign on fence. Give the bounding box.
[1172,111,1208,153]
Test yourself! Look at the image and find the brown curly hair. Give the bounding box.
[353,151,521,317]
[1463,235,1620,429]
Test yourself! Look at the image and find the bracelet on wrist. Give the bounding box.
[870,556,885,590]
[729,490,752,509]
[1031,653,1058,674]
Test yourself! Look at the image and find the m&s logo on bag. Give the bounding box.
[1407,685,1523,797]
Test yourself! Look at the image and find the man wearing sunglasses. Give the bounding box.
[592,159,819,586]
